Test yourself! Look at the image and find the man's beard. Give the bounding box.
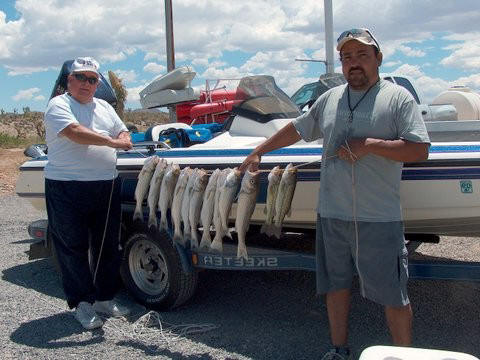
[346,67,369,90]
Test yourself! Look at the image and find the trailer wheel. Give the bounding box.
[120,231,198,310]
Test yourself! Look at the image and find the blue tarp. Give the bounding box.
[138,122,225,147]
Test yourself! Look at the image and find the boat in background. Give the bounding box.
[16,75,480,237]
[432,86,480,120]
[140,65,244,125]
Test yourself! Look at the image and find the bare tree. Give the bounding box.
[108,71,127,120]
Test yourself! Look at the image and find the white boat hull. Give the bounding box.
[15,141,480,237]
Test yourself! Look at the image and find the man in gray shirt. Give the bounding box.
[240,29,430,359]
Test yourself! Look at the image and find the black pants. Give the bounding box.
[45,178,122,309]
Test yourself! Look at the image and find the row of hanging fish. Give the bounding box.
[132,155,297,259]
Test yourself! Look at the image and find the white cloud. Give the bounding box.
[143,62,167,74]
[1,0,480,111]
[452,73,480,93]
[383,61,401,68]
[440,33,480,70]
[389,63,474,103]
[392,64,424,78]
[110,69,137,83]
[12,87,42,101]
[397,45,426,58]
[126,84,148,103]
[201,66,246,80]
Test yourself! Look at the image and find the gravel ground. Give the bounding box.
[1,194,479,359]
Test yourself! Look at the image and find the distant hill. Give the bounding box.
[0,109,170,140]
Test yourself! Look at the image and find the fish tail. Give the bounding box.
[190,232,199,250]
[148,213,158,229]
[199,229,212,250]
[173,232,185,245]
[158,214,167,232]
[236,243,248,260]
[271,225,282,239]
[133,205,143,222]
[210,233,223,253]
[260,223,271,235]
[183,225,191,247]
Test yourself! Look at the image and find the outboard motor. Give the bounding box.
[24,143,48,158]
[49,60,118,106]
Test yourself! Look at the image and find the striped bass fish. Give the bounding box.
[218,167,242,238]
[189,169,209,249]
[133,156,159,222]
[210,168,230,253]
[181,168,198,245]
[171,167,191,245]
[199,169,221,250]
[158,163,181,231]
[235,169,260,259]
[260,165,282,237]
[147,158,168,228]
[272,163,297,239]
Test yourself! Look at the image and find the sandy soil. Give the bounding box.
[0,148,28,195]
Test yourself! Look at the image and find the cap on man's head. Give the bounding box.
[336,28,380,52]
[70,57,100,75]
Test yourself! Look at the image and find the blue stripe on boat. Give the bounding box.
[23,143,480,163]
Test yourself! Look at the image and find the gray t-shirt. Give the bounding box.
[293,79,430,222]
[44,93,128,181]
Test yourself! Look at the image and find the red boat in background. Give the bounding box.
[139,66,246,125]
[175,88,242,124]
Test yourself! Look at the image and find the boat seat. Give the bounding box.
[145,123,193,142]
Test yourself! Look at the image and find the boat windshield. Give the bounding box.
[231,75,301,123]
[291,73,346,110]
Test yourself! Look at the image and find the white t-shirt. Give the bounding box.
[44,93,128,181]
[293,80,430,222]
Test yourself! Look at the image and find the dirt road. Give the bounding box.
[0,148,28,195]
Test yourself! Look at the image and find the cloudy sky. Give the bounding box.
[1,0,479,113]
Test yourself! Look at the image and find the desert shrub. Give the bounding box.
[0,133,44,149]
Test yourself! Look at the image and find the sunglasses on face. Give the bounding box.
[337,28,380,50]
[73,73,99,85]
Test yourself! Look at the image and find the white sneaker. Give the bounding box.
[74,302,103,330]
[93,300,130,317]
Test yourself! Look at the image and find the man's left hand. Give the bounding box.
[337,138,372,164]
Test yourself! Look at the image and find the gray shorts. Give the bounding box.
[316,216,409,307]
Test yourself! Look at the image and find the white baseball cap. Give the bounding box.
[70,57,100,75]
[336,28,380,52]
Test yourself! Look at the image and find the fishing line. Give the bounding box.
[93,147,148,284]
[93,149,119,285]
[22,283,218,348]
[340,141,365,297]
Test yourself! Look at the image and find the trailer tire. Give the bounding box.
[120,230,198,310]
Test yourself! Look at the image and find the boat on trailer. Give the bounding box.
[16,75,480,237]
[16,75,480,309]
